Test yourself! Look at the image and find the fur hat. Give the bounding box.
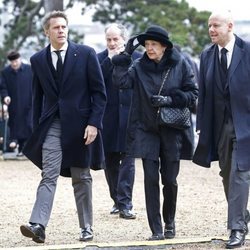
[137,25,173,48]
[7,51,20,61]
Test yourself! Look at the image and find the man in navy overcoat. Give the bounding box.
[193,10,250,249]
[20,11,106,243]
[97,23,141,219]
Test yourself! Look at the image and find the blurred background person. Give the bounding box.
[0,51,32,157]
[97,23,141,219]
[0,101,11,153]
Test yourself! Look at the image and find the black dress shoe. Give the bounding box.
[119,209,136,219]
[148,233,165,241]
[226,230,245,249]
[164,222,176,239]
[110,204,119,214]
[244,210,250,234]
[20,223,45,243]
[79,226,93,241]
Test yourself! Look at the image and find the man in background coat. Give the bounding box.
[97,23,141,219]
[0,51,32,156]
[20,11,106,243]
[193,10,250,249]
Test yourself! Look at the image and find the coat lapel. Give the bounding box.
[61,42,78,89]
[39,46,59,94]
[205,47,224,93]
[213,46,225,93]
[227,44,242,83]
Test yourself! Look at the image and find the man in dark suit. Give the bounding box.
[19,11,106,243]
[193,10,250,249]
[0,51,32,156]
[97,23,141,219]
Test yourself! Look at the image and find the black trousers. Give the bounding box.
[142,129,181,235]
[17,138,26,153]
[218,118,250,230]
[104,152,135,210]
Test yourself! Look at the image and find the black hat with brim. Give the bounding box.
[137,25,173,48]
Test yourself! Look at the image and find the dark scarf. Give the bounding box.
[139,47,180,73]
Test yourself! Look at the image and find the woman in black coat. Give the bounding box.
[112,25,198,240]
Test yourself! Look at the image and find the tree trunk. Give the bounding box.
[44,0,64,13]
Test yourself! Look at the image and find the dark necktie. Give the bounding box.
[54,50,63,77]
[220,48,228,74]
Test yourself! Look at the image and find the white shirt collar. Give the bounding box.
[50,42,68,66]
[218,35,235,53]
[50,41,68,53]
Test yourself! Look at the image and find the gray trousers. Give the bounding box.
[218,118,250,230]
[29,119,92,229]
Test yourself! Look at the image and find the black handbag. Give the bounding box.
[157,68,191,130]
[158,106,191,129]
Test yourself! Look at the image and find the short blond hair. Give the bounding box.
[42,11,68,31]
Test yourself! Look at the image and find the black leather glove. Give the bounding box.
[170,89,188,108]
[151,95,172,107]
[112,53,132,66]
[124,36,140,55]
[112,36,140,66]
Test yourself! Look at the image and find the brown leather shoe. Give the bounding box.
[20,223,45,243]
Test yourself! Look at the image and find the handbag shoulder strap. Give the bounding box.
[157,67,171,95]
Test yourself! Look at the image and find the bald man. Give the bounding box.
[193,10,250,249]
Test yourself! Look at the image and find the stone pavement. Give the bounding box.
[1,156,250,250]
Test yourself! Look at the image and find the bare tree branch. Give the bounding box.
[16,0,44,49]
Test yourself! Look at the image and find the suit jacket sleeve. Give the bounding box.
[30,58,44,130]
[87,48,107,129]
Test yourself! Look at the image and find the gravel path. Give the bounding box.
[0,158,249,249]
